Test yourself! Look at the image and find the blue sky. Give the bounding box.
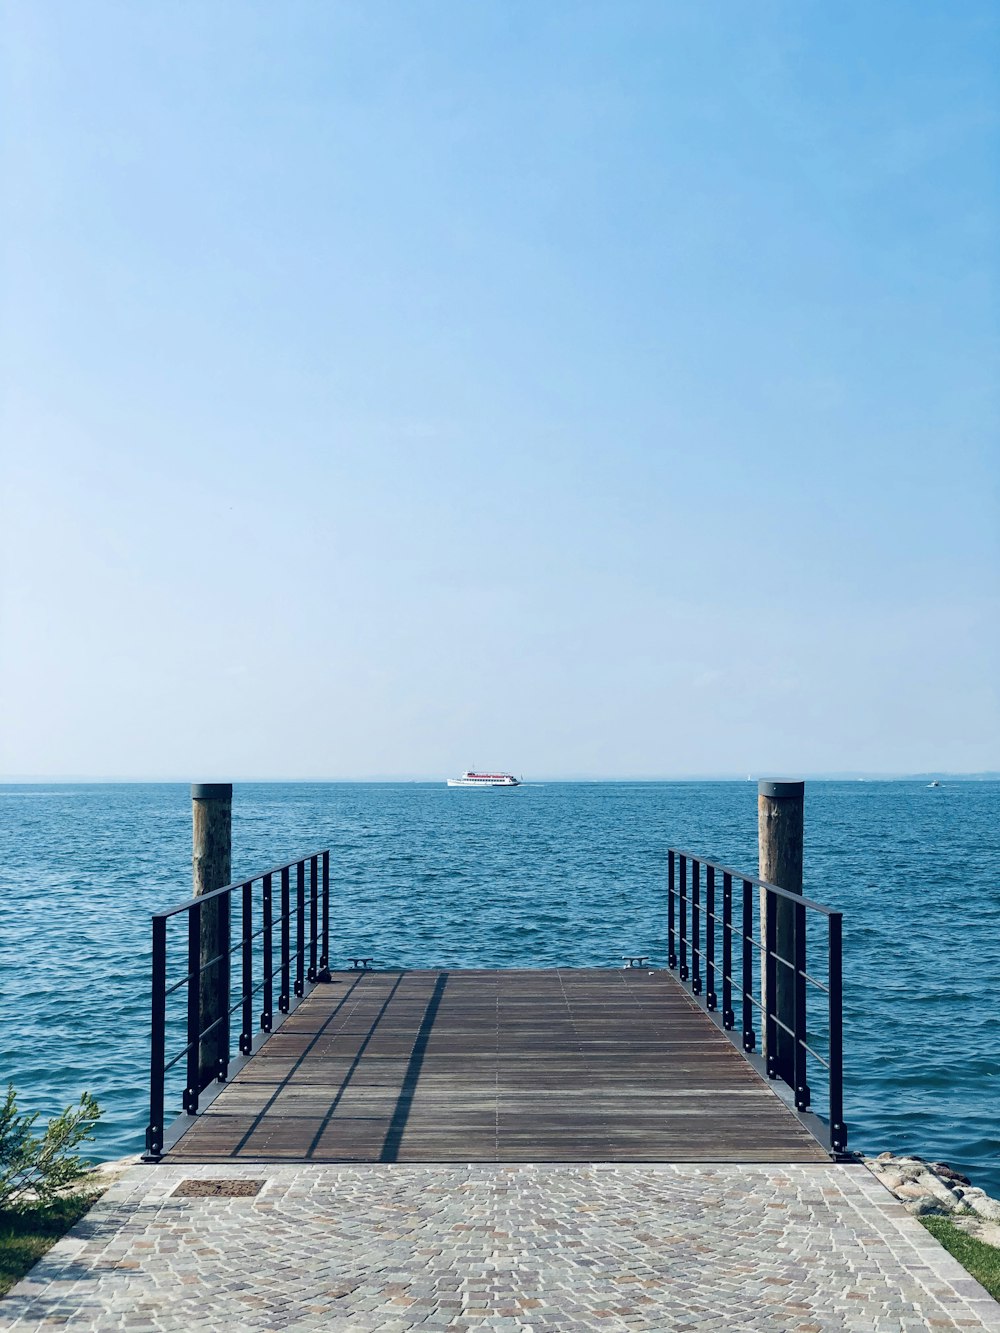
[1,2,997,778]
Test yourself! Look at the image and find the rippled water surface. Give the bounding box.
[1,781,997,1192]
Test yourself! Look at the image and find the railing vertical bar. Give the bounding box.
[667,849,676,969]
[279,866,291,1013]
[741,878,754,1051]
[145,915,167,1158]
[321,850,330,971]
[295,861,305,997]
[240,881,253,1054]
[705,863,716,1010]
[829,912,846,1153]
[691,859,702,995]
[721,871,733,1029]
[261,873,273,1031]
[308,855,318,982]
[679,855,689,981]
[793,898,810,1110]
[184,903,201,1113]
[764,885,778,1078]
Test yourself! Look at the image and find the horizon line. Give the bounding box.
[1,771,998,784]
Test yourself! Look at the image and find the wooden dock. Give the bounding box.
[165,969,826,1164]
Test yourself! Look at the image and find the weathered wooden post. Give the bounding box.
[192,782,232,1090]
[758,779,804,1085]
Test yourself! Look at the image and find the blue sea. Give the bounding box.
[1,781,997,1193]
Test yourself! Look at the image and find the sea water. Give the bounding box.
[1,781,997,1193]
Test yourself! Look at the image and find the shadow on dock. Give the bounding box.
[164,968,827,1164]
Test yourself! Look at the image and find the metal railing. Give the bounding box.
[667,848,846,1155]
[145,849,330,1160]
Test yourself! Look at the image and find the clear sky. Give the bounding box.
[1,2,997,780]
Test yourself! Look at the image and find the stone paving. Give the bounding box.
[2,1163,999,1331]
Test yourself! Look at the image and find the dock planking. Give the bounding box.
[164,968,827,1164]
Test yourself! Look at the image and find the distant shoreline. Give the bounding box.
[1,774,998,786]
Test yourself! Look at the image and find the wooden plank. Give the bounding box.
[164,969,827,1164]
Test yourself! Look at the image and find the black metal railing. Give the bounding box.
[145,849,330,1160]
[667,848,846,1155]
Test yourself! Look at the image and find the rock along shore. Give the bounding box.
[865,1152,1000,1247]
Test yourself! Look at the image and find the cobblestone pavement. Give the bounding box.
[2,1163,999,1331]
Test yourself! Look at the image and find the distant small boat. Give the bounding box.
[927,780,941,788]
[447,771,520,788]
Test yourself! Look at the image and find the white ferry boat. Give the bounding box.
[447,771,520,788]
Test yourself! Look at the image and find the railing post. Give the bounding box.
[741,878,754,1051]
[308,855,318,982]
[758,779,804,1084]
[721,872,733,1029]
[829,912,847,1153]
[679,855,689,981]
[261,872,273,1031]
[705,864,716,1011]
[667,849,676,969]
[691,859,702,995]
[295,860,305,997]
[144,915,167,1159]
[279,865,291,1013]
[320,850,331,981]
[240,881,253,1054]
[191,783,232,1088]
[183,902,201,1113]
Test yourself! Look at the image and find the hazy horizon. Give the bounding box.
[2,771,997,785]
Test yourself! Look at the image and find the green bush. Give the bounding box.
[0,1084,101,1210]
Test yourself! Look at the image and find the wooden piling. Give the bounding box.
[192,782,232,1090]
[758,779,804,1083]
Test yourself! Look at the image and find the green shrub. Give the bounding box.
[0,1084,101,1210]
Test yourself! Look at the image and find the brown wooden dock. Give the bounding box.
[165,969,826,1164]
